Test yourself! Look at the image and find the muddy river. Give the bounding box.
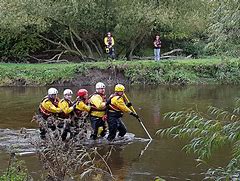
[0,85,239,180]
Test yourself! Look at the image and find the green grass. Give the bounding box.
[0,58,239,86]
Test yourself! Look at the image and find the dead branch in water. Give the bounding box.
[31,116,115,181]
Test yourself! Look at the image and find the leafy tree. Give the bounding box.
[0,0,45,61]
[114,0,157,60]
[1,0,237,61]
[30,0,118,60]
[153,0,212,56]
[206,0,240,57]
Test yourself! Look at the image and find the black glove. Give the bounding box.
[130,112,139,119]
[126,102,132,108]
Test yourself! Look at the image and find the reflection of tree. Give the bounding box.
[153,104,161,126]
[127,84,239,114]
[99,145,128,181]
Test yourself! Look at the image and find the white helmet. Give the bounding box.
[95,82,106,89]
[48,88,58,95]
[63,89,73,95]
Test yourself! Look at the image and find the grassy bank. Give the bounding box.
[0,58,239,86]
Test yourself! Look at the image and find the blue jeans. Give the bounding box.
[154,48,161,61]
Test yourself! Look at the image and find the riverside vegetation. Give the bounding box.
[0,58,239,86]
[0,0,239,61]
[1,0,239,180]
[157,98,240,180]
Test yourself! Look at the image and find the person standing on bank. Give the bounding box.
[89,82,107,140]
[104,32,115,59]
[106,84,139,141]
[153,35,161,61]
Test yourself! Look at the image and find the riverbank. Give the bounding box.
[0,58,239,86]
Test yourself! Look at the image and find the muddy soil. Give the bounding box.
[9,68,129,86]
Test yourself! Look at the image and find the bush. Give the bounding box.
[0,29,43,62]
[0,157,30,181]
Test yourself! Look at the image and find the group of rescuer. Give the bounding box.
[38,82,139,142]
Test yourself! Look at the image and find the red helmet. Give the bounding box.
[77,89,88,97]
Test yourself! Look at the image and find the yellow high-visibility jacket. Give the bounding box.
[75,101,91,112]
[40,98,62,116]
[89,94,106,118]
[104,37,115,47]
[109,95,132,113]
[58,99,73,115]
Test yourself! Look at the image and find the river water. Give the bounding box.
[0,85,239,181]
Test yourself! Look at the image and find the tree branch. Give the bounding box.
[69,31,85,59]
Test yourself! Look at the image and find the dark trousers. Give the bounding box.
[107,114,127,141]
[89,116,107,140]
[61,122,71,141]
[39,122,56,139]
[38,113,56,139]
[106,47,115,59]
[61,120,81,141]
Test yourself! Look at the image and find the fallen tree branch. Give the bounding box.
[47,51,64,61]
[38,34,84,60]
[131,55,178,60]
[162,49,183,56]
[39,59,69,64]
[132,55,192,60]
[27,53,69,63]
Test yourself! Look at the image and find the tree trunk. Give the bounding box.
[82,40,93,58]
[90,39,103,58]
[126,41,136,60]
[70,28,94,58]
[125,32,147,60]
[95,39,104,55]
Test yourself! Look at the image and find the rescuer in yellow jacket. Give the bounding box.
[58,89,74,119]
[75,89,91,116]
[58,89,75,141]
[89,82,107,140]
[38,87,62,139]
[39,88,62,119]
[104,32,115,59]
[106,84,139,141]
